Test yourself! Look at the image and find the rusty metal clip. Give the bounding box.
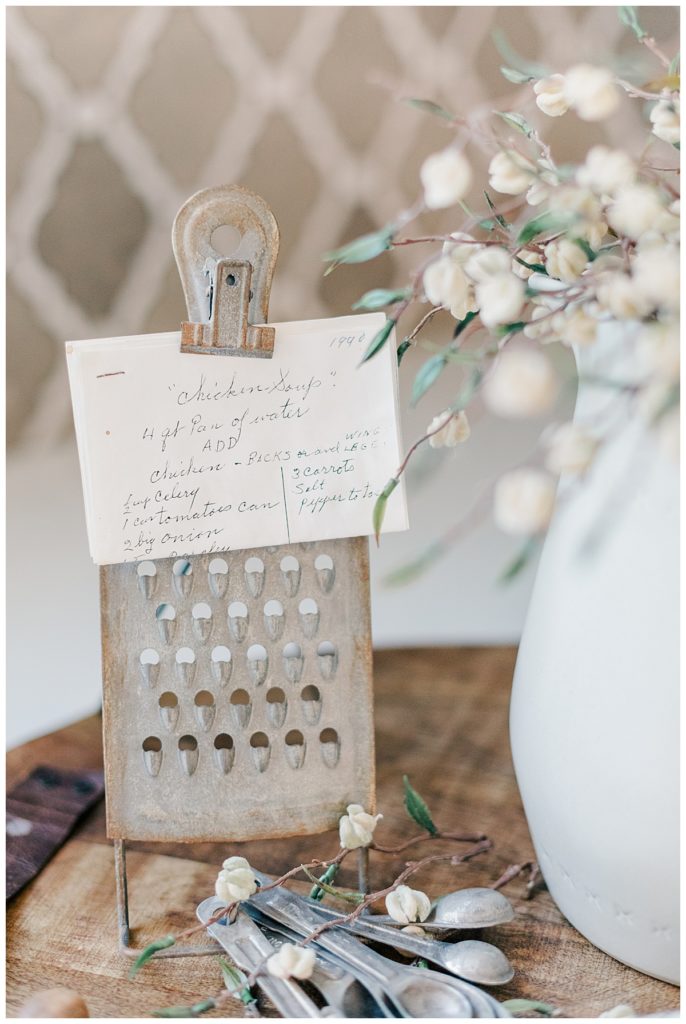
[172,184,279,358]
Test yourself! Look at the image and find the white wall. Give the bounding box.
[7,344,574,747]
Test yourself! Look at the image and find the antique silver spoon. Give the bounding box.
[371,887,515,932]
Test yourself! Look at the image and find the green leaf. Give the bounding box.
[323,227,394,272]
[359,318,395,364]
[302,867,365,904]
[499,538,539,583]
[494,110,534,136]
[495,321,526,337]
[484,191,510,230]
[514,255,548,275]
[309,863,340,901]
[669,52,680,76]
[402,97,454,121]
[618,5,646,39]
[373,477,399,542]
[502,998,556,1017]
[353,287,411,311]
[517,210,577,245]
[220,959,257,1006]
[491,28,550,78]
[130,935,175,977]
[411,354,447,405]
[453,309,478,338]
[571,237,597,262]
[403,775,439,836]
[152,1000,216,1018]
[397,339,412,365]
[500,66,535,84]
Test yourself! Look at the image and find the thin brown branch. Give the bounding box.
[370,827,487,854]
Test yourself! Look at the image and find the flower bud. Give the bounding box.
[386,885,432,925]
[534,74,569,117]
[563,64,620,121]
[420,148,472,209]
[476,273,526,328]
[545,423,599,475]
[215,856,258,903]
[464,246,511,283]
[544,238,589,283]
[494,469,556,536]
[607,184,676,240]
[267,943,316,980]
[650,98,680,146]
[483,348,558,419]
[339,804,382,849]
[428,410,470,448]
[423,257,477,320]
[576,145,636,196]
[488,150,536,195]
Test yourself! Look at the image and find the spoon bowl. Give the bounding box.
[373,887,515,931]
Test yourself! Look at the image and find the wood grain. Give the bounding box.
[7,647,680,1018]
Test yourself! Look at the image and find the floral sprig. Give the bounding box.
[327,7,679,575]
[135,778,492,1016]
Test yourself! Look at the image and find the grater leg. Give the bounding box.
[112,839,222,959]
[114,839,130,948]
[357,846,370,895]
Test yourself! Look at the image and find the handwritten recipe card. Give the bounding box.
[67,313,408,565]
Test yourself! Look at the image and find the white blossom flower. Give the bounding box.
[595,272,652,319]
[476,273,526,327]
[386,885,432,925]
[526,178,553,207]
[632,245,680,314]
[488,150,536,195]
[215,856,258,903]
[544,238,589,282]
[650,97,680,146]
[549,186,606,249]
[339,804,382,849]
[420,148,472,209]
[607,184,676,240]
[423,257,477,320]
[442,231,480,263]
[552,306,598,348]
[523,303,554,340]
[493,469,557,535]
[563,64,620,121]
[482,348,558,418]
[401,924,428,937]
[428,410,471,448]
[267,943,316,981]
[576,146,636,196]
[464,245,511,282]
[513,248,545,279]
[545,422,599,475]
[534,74,569,117]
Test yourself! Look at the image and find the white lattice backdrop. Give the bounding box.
[7,5,677,452]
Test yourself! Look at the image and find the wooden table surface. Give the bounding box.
[7,648,680,1018]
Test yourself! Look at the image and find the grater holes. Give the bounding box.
[247,643,269,685]
[301,684,322,724]
[194,690,215,731]
[155,603,176,644]
[230,688,252,729]
[298,598,320,638]
[228,601,249,642]
[266,686,287,727]
[283,641,304,683]
[264,599,285,640]
[137,560,157,598]
[208,557,229,597]
[214,733,234,749]
[250,731,271,772]
[211,645,232,685]
[214,733,235,773]
[319,728,340,768]
[285,729,306,769]
[177,734,198,776]
[172,559,193,597]
[142,736,162,777]
[139,648,160,687]
[314,553,335,593]
[175,646,196,685]
[280,555,301,596]
[245,556,265,598]
[158,692,179,732]
[192,602,213,643]
[317,641,338,679]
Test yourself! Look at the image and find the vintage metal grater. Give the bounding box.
[100,185,375,951]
